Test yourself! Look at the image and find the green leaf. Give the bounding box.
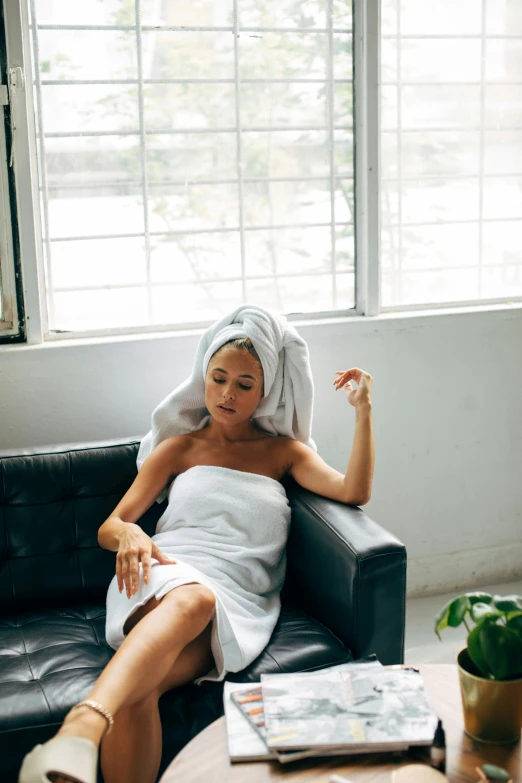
[470,602,502,624]
[493,595,522,614]
[506,612,522,638]
[467,622,492,678]
[465,591,494,605]
[434,598,452,639]
[479,623,522,680]
[448,595,471,627]
[434,595,470,639]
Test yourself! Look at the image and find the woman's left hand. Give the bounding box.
[333,367,373,408]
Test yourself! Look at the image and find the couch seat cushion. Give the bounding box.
[225,606,353,681]
[0,601,352,782]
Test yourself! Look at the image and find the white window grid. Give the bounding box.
[380,11,522,310]
[10,1,521,343]
[26,1,360,336]
[3,0,381,343]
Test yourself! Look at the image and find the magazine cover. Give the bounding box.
[261,665,438,751]
[223,681,277,762]
[230,684,334,763]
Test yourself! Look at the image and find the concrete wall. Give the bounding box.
[1,304,521,596]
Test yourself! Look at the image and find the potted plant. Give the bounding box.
[434,591,522,744]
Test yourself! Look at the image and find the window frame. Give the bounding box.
[2,0,520,348]
[0,0,24,342]
[2,0,378,345]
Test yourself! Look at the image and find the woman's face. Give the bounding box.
[205,346,264,422]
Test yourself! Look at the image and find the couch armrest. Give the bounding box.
[282,477,407,665]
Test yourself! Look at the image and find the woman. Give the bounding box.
[19,325,374,783]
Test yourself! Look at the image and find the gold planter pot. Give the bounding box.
[457,647,522,744]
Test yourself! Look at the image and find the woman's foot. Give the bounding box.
[45,705,108,783]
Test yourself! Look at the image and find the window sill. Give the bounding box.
[1,299,521,354]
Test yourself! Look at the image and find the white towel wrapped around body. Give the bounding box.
[105,464,291,684]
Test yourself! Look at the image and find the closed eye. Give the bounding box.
[214,378,252,390]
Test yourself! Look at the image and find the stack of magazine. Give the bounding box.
[223,660,439,764]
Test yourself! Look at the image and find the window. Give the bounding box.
[380,0,522,309]
[22,0,356,334]
[1,0,521,343]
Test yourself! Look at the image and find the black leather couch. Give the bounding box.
[0,436,406,782]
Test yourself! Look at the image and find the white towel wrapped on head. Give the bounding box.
[105,464,292,683]
[137,304,317,503]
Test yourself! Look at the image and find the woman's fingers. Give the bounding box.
[142,551,151,586]
[129,556,140,597]
[116,541,176,599]
[116,553,123,593]
[334,368,369,388]
[119,551,139,598]
[122,557,131,597]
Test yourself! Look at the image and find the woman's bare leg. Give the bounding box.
[45,583,216,783]
[100,621,214,783]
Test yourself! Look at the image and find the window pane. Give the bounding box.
[244,226,332,276]
[239,33,329,80]
[242,180,331,227]
[150,233,242,283]
[45,136,141,187]
[147,183,239,233]
[333,0,353,29]
[51,238,147,289]
[400,40,481,83]
[239,0,327,29]
[141,0,233,28]
[152,281,243,326]
[143,31,235,80]
[242,130,330,178]
[143,84,236,131]
[146,133,237,182]
[483,220,522,265]
[41,85,138,135]
[483,177,522,220]
[38,30,138,81]
[54,288,148,331]
[485,85,522,129]
[336,225,355,272]
[486,0,522,35]
[334,83,354,126]
[241,82,328,129]
[33,0,134,26]
[381,1,522,308]
[402,86,481,130]
[47,190,144,239]
[30,0,356,333]
[400,0,482,35]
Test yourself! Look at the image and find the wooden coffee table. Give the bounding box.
[160,664,521,783]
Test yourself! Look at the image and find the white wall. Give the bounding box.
[1,304,521,596]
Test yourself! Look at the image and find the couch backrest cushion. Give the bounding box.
[0,438,166,614]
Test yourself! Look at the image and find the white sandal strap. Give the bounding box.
[18,736,97,783]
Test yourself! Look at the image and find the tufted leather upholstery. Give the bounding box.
[0,437,406,782]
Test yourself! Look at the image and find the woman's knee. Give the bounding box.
[165,582,216,624]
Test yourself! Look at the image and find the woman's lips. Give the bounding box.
[217,404,235,414]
